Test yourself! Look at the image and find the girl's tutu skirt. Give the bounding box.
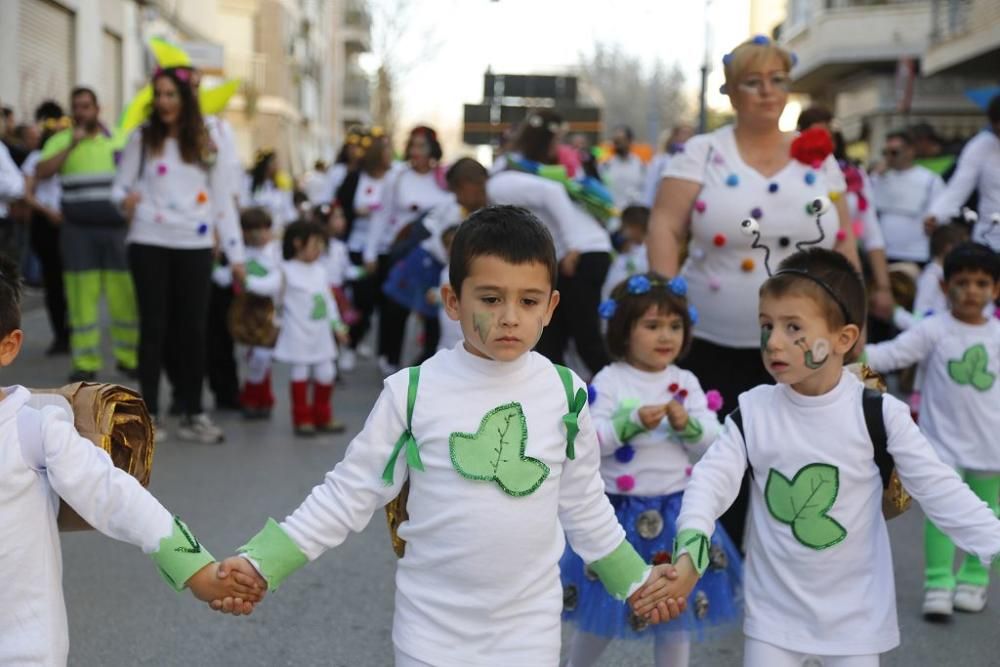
[382,246,444,318]
[560,491,742,642]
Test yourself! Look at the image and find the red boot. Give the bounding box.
[240,380,271,419]
[260,372,276,409]
[313,383,346,433]
[291,381,314,436]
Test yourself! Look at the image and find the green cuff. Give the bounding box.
[589,539,649,601]
[150,517,215,592]
[673,529,710,576]
[239,518,309,591]
[674,417,704,443]
[611,399,645,443]
[332,319,349,335]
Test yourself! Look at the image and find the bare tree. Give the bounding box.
[577,43,688,147]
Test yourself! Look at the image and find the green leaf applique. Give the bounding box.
[246,259,268,277]
[310,293,328,320]
[765,463,847,550]
[947,343,995,391]
[449,402,550,497]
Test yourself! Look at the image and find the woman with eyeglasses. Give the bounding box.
[647,36,860,550]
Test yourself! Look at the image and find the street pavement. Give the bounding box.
[8,298,1000,666]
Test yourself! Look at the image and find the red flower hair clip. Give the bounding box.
[790,127,833,167]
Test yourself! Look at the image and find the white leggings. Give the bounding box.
[290,360,336,384]
[565,629,691,667]
[244,346,272,383]
[743,637,879,667]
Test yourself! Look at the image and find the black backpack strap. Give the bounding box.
[862,388,893,489]
[727,407,753,479]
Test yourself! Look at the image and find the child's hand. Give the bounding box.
[632,554,699,623]
[186,560,265,615]
[207,557,269,615]
[665,400,689,432]
[638,404,667,430]
[335,329,351,345]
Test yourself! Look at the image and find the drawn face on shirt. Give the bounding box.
[945,268,999,324]
[441,256,559,363]
[758,292,858,395]
[626,305,685,373]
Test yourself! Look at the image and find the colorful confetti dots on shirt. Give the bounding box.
[713,233,727,247]
[804,172,817,185]
[156,163,167,176]
[694,200,707,213]
[196,191,208,204]
[741,258,755,272]
[708,276,721,291]
[616,474,636,492]
[197,223,209,235]
[779,236,791,248]
[836,229,847,242]
[751,207,763,219]
[725,174,740,187]
[768,182,779,193]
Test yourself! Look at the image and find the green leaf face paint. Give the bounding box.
[765,463,846,550]
[795,337,830,369]
[473,312,494,345]
[948,343,996,391]
[760,327,771,352]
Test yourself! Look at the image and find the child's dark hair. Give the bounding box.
[282,219,327,260]
[441,224,460,250]
[448,205,557,295]
[240,206,273,232]
[620,205,650,232]
[760,248,867,329]
[445,158,488,189]
[930,222,969,260]
[943,242,1000,282]
[605,272,693,361]
[0,255,23,338]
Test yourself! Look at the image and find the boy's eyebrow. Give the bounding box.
[472,284,549,295]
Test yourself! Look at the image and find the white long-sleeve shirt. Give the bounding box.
[677,371,1000,655]
[0,141,25,218]
[111,129,245,264]
[929,130,1000,249]
[601,153,645,211]
[346,171,388,255]
[270,346,637,666]
[871,165,945,261]
[364,166,451,264]
[240,178,297,229]
[590,362,721,497]
[866,313,1000,471]
[487,170,611,260]
[0,386,177,667]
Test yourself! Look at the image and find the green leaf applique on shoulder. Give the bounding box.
[246,259,268,277]
[947,343,995,391]
[310,293,328,320]
[449,402,550,497]
[765,463,847,550]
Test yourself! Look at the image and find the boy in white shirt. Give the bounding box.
[0,256,263,666]
[658,248,1000,666]
[602,205,650,300]
[867,242,1000,620]
[214,206,678,666]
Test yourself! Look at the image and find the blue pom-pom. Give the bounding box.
[197,223,209,235]
[805,172,817,185]
[668,276,688,296]
[790,52,799,67]
[768,182,779,193]
[587,385,598,405]
[722,53,733,66]
[751,34,770,45]
[614,444,636,464]
[726,174,740,187]
[688,305,699,325]
[627,275,651,295]
[598,299,617,320]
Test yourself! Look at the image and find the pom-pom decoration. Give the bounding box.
[627,274,652,295]
[790,127,834,166]
[713,233,727,247]
[694,200,707,213]
[156,163,167,176]
[751,206,763,219]
[725,174,740,187]
[668,276,688,296]
[598,299,617,320]
[768,182,779,193]
[616,474,636,492]
[688,305,699,325]
[196,190,208,204]
[741,258,755,272]
[587,384,598,405]
[804,172,817,185]
[751,34,771,45]
[614,444,636,464]
[705,389,724,412]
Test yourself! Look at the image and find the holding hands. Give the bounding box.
[186,559,267,615]
[630,554,700,624]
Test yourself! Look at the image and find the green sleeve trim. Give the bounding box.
[589,539,649,601]
[150,517,215,592]
[611,399,645,443]
[674,416,704,443]
[331,319,349,334]
[239,518,309,591]
[673,529,710,576]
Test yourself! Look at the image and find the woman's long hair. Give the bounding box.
[249,150,275,194]
[143,68,212,166]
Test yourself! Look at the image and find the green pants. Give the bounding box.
[61,222,138,372]
[925,471,1000,589]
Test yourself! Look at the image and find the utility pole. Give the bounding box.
[698,0,713,134]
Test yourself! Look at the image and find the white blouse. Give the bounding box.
[363,166,451,264]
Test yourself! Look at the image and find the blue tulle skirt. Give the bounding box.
[382,246,444,318]
[560,491,743,641]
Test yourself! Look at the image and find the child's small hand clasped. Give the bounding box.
[201,556,269,616]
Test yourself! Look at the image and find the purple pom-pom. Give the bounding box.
[627,274,652,295]
[598,299,617,320]
[688,305,699,325]
[768,182,779,193]
[705,389,724,412]
[587,384,598,405]
[614,444,636,464]
[668,276,688,297]
[722,53,733,67]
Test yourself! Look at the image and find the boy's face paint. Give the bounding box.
[473,311,493,345]
[760,326,771,352]
[794,337,830,369]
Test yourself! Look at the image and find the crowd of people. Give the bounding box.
[2,32,1000,667]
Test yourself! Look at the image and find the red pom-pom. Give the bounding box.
[713,233,726,247]
[791,127,834,166]
[836,229,847,242]
[679,389,689,399]
[616,474,635,492]
[668,383,679,393]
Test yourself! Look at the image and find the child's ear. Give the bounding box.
[835,323,861,355]
[441,283,461,322]
[542,290,561,327]
[0,330,24,367]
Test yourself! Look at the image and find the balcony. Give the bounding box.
[341,0,371,54]
[780,0,932,95]
[924,0,1000,74]
[343,66,370,113]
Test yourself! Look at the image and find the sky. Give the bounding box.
[365,0,757,155]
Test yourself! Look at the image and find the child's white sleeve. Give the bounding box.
[589,372,634,457]
[892,306,916,331]
[676,415,748,539]
[558,405,651,600]
[884,395,1000,564]
[865,319,936,373]
[245,268,282,297]
[672,372,721,460]
[38,407,214,590]
[238,379,410,590]
[912,267,944,317]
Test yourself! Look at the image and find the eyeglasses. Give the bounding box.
[737,73,791,95]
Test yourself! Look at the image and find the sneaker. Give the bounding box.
[177,413,225,444]
[116,362,139,380]
[152,417,169,444]
[357,343,374,359]
[953,584,988,613]
[294,423,316,437]
[922,588,954,622]
[339,348,357,372]
[68,369,97,383]
[316,419,347,434]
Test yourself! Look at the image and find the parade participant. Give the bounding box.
[601,125,646,212]
[643,125,694,207]
[562,272,742,667]
[36,87,139,382]
[647,35,859,549]
[112,66,246,444]
[866,242,1000,620]
[242,149,297,229]
[0,256,263,667]
[366,126,451,375]
[213,206,680,665]
[893,223,969,330]
[602,205,651,301]
[659,247,1000,666]
[488,110,614,377]
[432,224,463,352]
[244,220,348,436]
[319,204,362,373]
[302,160,333,207]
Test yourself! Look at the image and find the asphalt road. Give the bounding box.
[8,300,1000,666]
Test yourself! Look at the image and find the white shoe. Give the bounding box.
[922,588,954,621]
[339,348,357,372]
[953,584,988,613]
[177,413,225,444]
[357,343,374,359]
[152,417,169,444]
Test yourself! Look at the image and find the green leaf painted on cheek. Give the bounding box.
[765,463,846,550]
[947,343,995,391]
[473,311,493,345]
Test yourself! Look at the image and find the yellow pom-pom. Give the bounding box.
[828,191,842,202]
